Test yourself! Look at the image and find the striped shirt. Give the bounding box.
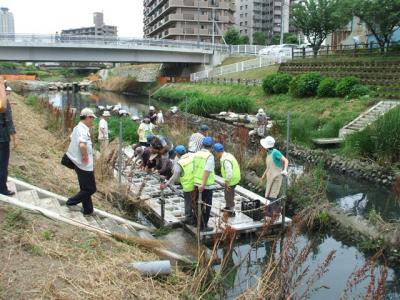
[188,132,205,153]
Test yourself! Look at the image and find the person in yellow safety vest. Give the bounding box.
[193,136,215,232]
[213,143,241,218]
[160,145,195,225]
[260,136,289,221]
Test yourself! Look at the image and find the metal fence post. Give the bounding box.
[118,120,123,188]
[160,179,165,227]
[197,191,203,258]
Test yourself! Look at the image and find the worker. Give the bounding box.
[148,106,157,124]
[193,136,215,232]
[137,117,155,146]
[259,136,289,221]
[256,108,268,137]
[98,110,110,152]
[148,135,174,178]
[188,124,209,153]
[160,145,195,225]
[213,143,241,217]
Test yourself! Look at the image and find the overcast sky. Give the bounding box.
[0,0,144,37]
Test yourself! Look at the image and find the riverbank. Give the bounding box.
[2,93,189,298]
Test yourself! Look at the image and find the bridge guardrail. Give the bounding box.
[190,53,292,81]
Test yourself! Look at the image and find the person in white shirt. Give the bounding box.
[98,110,110,152]
[137,118,154,146]
[65,108,97,216]
[188,124,209,153]
[156,110,164,124]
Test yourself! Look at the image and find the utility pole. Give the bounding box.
[280,0,288,45]
[212,7,215,49]
[197,0,200,47]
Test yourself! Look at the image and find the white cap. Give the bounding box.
[102,110,111,117]
[80,107,97,118]
[260,136,275,149]
[149,106,155,111]
[258,108,264,113]
[5,86,12,91]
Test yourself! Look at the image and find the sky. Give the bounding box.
[0,0,144,37]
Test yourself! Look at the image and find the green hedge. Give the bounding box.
[93,116,139,144]
[290,72,323,97]
[262,73,293,95]
[335,76,360,97]
[317,77,337,97]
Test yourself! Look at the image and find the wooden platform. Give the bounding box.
[312,137,344,145]
[123,148,291,240]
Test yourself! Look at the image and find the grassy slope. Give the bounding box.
[156,83,373,146]
[215,65,279,80]
[218,55,256,66]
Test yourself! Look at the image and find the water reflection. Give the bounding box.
[327,173,400,221]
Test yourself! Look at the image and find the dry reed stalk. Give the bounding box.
[112,233,167,249]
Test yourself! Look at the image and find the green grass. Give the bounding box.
[215,65,279,80]
[218,55,256,67]
[156,83,373,146]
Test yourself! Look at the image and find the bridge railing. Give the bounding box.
[0,33,233,52]
[190,53,292,81]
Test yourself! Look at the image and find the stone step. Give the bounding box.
[17,190,40,206]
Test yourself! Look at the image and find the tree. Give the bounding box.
[271,33,298,45]
[224,27,241,45]
[291,0,352,55]
[253,32,266,45]
[239,35,250,44]
[354,0,400,52]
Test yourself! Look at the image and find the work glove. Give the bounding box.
[281,170,288,177]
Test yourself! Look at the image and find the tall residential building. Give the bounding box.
[61,12,117,37]
[143,0,236,43]
[0,7,15,34]
[236,0,292,44]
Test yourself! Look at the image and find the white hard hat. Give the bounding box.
[102,110,111,117]
[149,106,155,111]
[260,136,275,149]
[258,108,264,113]
[5,86,12,91]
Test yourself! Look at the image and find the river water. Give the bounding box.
[39,91,400,299]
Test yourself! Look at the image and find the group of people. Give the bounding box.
[0,87,289,230]
[131,121,289,232]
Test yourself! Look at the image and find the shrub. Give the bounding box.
[317,77,337,97]
[290,72,323,97]
[180,94,255,117]
[347,84,370,99]
[335,76,360,97]
[262,73,292,95]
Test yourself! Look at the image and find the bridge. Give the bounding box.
[0,34,263,65]
[0,34,221,64]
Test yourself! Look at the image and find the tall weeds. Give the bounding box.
[344,106,400,164]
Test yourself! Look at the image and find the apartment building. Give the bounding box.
[236,0,291,44]
[61,12,117,37]
[143,0,236,43]
[0,7,15,34]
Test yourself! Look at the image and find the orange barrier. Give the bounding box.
[0,74,37,81]
[157,76,189,84]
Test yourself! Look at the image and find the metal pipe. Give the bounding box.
[197,191,203,258]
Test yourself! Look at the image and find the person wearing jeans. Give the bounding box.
[0,86,17,196]
[66,108,97,215]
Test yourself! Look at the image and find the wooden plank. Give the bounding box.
[312,137,344,145]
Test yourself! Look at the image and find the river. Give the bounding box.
[38,91,400,299]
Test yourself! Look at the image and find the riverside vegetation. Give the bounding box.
[153,81,399,167]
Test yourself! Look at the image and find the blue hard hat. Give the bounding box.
[202,136,214,147]
[147,134,155,143]
[213,143,224,152]
[175,145,186,154]
[200,124,209,132]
